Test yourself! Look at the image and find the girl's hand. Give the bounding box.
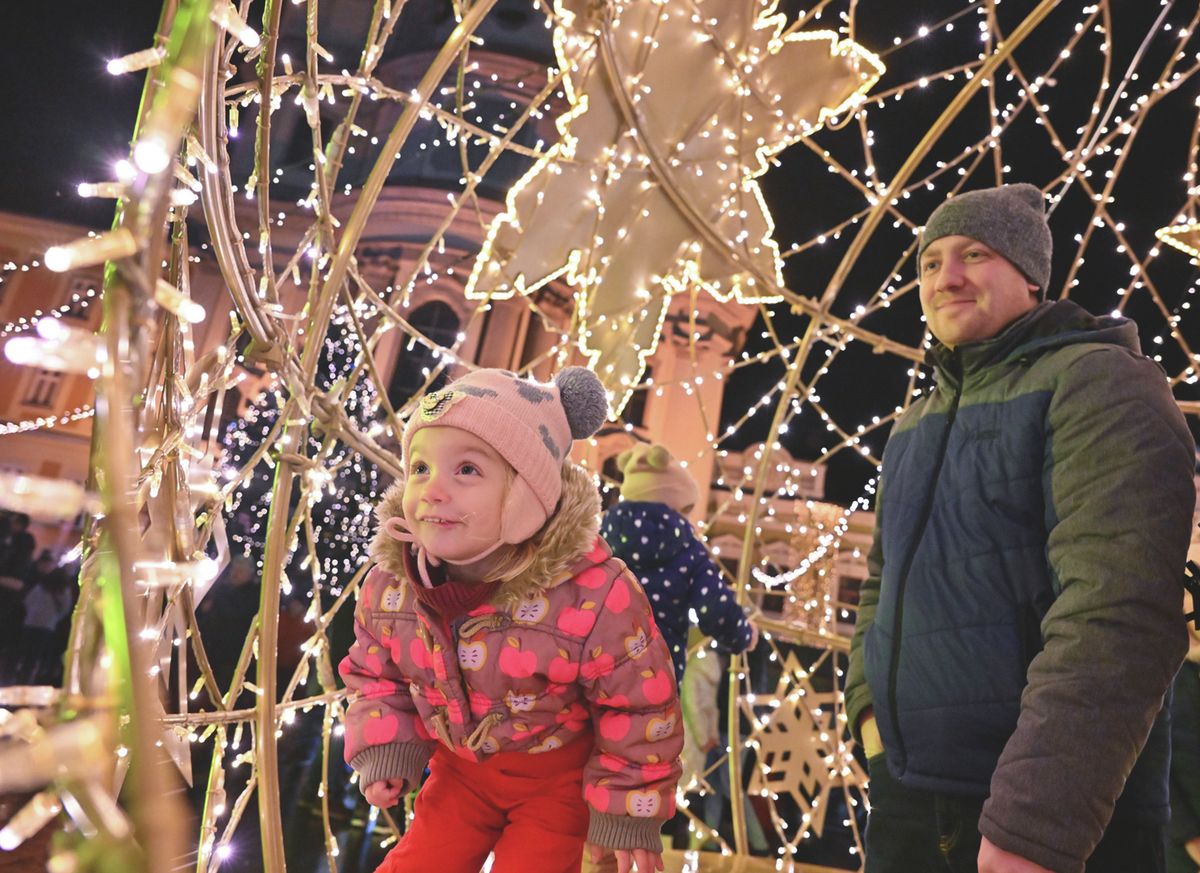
[363,778,405,808]
[614,849,663,873]
[747,620,760,651]
[977,837,1054,873]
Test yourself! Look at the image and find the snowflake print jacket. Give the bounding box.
[340,462,684,852]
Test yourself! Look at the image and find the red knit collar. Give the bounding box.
[401,544,495,620]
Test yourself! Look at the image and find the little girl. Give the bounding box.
[339,367,683,873]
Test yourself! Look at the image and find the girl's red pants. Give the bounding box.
[375,732,593,873]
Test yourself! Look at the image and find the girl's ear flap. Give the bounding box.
[616,449,633,473]
[499,476,546,544]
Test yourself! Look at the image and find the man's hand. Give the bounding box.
[363,778,405,808]
[978,837,1054,873]
[1186,835,1200,864]
[860,712,884,759]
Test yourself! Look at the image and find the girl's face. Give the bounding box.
[402,426,509,569]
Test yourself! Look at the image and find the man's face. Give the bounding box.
[918,235,1040,348]
[402,426,509,565]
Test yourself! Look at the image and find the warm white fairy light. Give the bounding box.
[153,279,206,323]
[4,321,105,376]
[107,46,167,75]
[132,138,172,175]
[76,181,126,199]
[45,228,137,272]
[210,1,261,49]
[0,407,94,438]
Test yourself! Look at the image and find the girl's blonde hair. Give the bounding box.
[483,538,540,585]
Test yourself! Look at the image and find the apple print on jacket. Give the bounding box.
[512,594,549,624]
[640,757,673,783]
[410,638,432,669]
[556,601,597,636]
[498,637,537,678]
[505,690,537,712]
[641,668,673,705]
[468,688,492,719]
[548,648,579,684]
[626,790,661,817]
[584,782,611,811]
[530,735,563,754]
[379,584,404,611]
[362,710,399,745]
[645,714,677,742]
[605,576,631,612]
[555,702,589,732]
[624,627,649,659]
[598,751,626,772]
[361,679,398,698]
[599,711,632,741]
[350,644,385,677]
[580,646,615,681]
[458,640,487,671]
[380,624,404,663]
[575,566,608,589]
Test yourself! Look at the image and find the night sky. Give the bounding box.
[0,0,165,229]
[2,1,1198,505]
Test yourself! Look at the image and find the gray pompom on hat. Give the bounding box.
[554,366,608,439]
[918,183,1053,295]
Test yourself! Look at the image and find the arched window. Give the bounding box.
[387,300,461,410]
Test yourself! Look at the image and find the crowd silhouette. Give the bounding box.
[0,511,78,687]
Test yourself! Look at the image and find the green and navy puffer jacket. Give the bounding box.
[845,300,1195,873]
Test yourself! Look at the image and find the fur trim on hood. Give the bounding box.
[368,462,601,605]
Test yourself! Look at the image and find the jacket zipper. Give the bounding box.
[886,360,963,763]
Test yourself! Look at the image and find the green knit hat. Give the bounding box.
[918,183,1052,294]
[617,444,699,514]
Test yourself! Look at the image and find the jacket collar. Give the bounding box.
[369,461,602,605]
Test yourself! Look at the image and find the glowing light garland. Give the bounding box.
[0,405,96,436]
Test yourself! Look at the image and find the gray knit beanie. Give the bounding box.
[918,183,1052,295]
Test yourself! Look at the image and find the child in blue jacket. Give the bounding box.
[600,444,755,684]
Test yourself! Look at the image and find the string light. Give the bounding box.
[0,405,97,437]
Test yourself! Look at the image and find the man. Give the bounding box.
[845,183,1196,873]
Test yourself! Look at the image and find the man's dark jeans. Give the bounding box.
[864,754,1165,873]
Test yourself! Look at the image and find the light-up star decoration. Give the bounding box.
[743,650,863,839]
[1155,221,1200,263]
[465,0,883,413]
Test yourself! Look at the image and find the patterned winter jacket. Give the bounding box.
[339,463,684,852]
[601,501,753,684]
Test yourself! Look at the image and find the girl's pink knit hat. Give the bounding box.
[402,366,609,544]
